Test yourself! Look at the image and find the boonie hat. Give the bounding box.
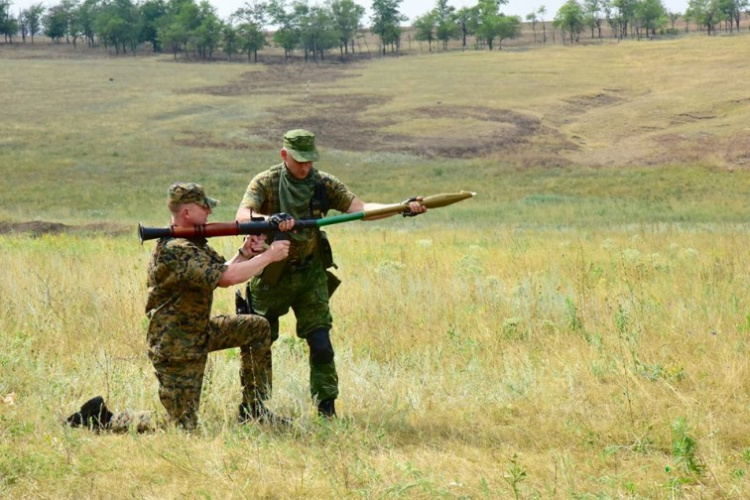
[283,129,320,162]
[167,182,219,208]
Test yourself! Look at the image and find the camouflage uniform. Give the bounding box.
[145,184,273,430]
[239,163,354,404]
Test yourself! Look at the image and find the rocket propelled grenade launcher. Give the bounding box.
[138,190,476,243]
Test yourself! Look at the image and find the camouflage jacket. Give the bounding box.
[239,163,355,261]
[145,237,226,361]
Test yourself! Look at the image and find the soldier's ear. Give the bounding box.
[179,205,194,223]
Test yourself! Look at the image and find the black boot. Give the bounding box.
[66,396,113,430]
[317,399,336,418]
[238,402,291,427]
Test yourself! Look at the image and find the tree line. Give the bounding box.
[1,0,749,61]
[0,0,525,59]
[548,0,749,44]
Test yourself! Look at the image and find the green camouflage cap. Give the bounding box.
[167,182,219,209]
[283,129,320,162]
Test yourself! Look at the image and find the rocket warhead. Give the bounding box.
[363,191,477,219]
[419,190,476,209]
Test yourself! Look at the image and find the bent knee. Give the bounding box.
[238,315,272,343]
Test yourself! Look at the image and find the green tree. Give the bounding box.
[686,0,720,35]
[474,0,513,50]
[267,0,301,59]
[139,0,166,51]
[1,0,19,43]
[412,10,436,51]
[59,0,85,47]
[329,0,364,58]
[495,13,520,49]
[159,18,187,57]
[298,3,338,61]
[434,0,459,50]
[21,3,45,43]
[612,0,637,38]
[454,6,476,48]
[43,0,80,44]
[554,0,585,43]
[636,0,666,38]
[232,0,267,62]
[95,0,140,54]
[233,0,267,62]
[370,0,405,55]
[221,23,237,59]
[76,0,100,47]
[191,1,221,59]
[236,21,265,61]
[583,0,603,38]
[43,4,69,42]
[716,0,747,31]
[157,0,202,59]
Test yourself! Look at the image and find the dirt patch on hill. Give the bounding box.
[186,64,361,96]
[249,100,574,159]
[0,221,130,237]
[177,64,577,162]
[177,81,577,161]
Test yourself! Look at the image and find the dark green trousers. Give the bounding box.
[251,258,339,402]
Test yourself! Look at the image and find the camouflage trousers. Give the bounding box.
[109,410,155,433]
[149,314,272,430]
[251,257,339,402]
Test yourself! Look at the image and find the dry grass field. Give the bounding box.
[1,33,750,498]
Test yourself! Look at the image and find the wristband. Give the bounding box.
[238,247,249,259]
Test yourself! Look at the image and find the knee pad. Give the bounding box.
[306,329,335,365]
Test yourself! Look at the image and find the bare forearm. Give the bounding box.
[346,197,427,220]
[218,252,275,287]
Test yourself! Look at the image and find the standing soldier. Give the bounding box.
[235,129,426,418]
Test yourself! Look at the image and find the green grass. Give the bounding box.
[2,226,749,498]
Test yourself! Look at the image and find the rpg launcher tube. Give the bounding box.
[138,220,319,244]
[138,191,476,243]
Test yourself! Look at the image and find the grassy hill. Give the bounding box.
[2,34,750,226]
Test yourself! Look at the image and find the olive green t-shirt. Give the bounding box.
[239,164,355,261]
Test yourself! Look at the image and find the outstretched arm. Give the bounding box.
[346,196,427,220]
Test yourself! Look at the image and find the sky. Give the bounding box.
[8,0,691,24]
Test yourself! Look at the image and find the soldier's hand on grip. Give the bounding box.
[242,234,267,256]
[267,239,290,262]
[401,196,427,217]
[268,212,295,230]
